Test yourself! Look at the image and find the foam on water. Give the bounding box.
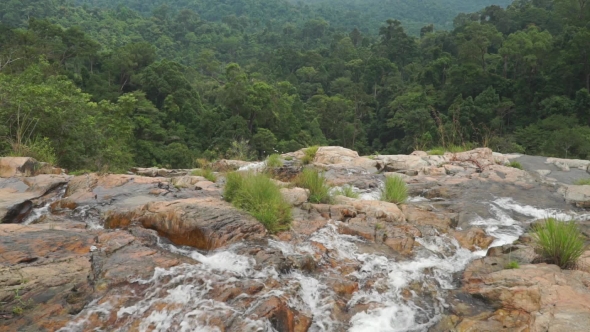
[238,161,266,172]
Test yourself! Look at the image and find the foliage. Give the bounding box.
[427,148,445,156]
[296,168,332,204]
[381,175,408,204]
[508,161,523,170]
[223,172,291,232]
[191,168,217,182]
[532,218,586,269]
[505,261,520,269]
[575,179,590,186]
[266,154,283,168]
[335,185,359,198]
[1,0,590,172]
[302,146,319,165]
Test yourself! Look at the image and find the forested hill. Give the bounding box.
[0,0,589,172]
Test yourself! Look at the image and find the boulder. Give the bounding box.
[130,167,190,177]
[313,146,359,165]
[401,205,455,233]
[104,197,267,250]
[562,185,590,208]
[374,155,429,172]
[280,187,309,206]
[450,228,494,251]
[463,264,590,332]
[546,157,590,170]
[335,196,405,223]
[0,157,62,178]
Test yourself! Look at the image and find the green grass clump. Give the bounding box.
[302,145,319,164]
[447,144,470,153]
[505,261,520,269]
[427,147,445,155]
[335,185,359,199]
[380,175,408,204]
[191,168,217,182]
[508,161,523,170]
[532,217,586,269]
[296,168,332,203]
[266,154,283,168]
[575,178,590,185]
[223,172,291,232]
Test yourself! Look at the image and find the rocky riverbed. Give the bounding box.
[2,147,590,332]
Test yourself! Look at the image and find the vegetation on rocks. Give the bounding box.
[191,168,217,182]
[223,172,291,232]
[532,217,586,269]
[335,185,359,199]
[575,179,590,186]
[381,175,408,204]
[302,146,319,165]
[508,161,523,170]
[265,154,283,168]
[296,168,332,204]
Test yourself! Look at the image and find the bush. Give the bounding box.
[335,185,359,198]
[508,161,523,170]
[9,137,58,165]
[427,147,445,155]
[505,261,520,269]
[532,217,586,269]
[266,154,283,168]
[195,158,210,168]
[223,172,291,232]
[575,178,590,185]
[302,145,319,164]
[381,175,408,204]
[297,168,332,203]
[191,168,217,182]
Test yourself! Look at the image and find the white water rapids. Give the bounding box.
[58,197,588,332]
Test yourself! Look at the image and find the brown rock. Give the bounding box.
[336,196,405,223]
[451,228,495,251]
[281,187,309,206]
[401,205,454,232]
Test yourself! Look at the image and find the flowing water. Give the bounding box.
[57,196,589,332]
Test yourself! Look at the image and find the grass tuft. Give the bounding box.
[224,172,291,232]
[575,178,590,185]
[427,147,445,156]
[380,175,408,204]
[532,217,586,269]
[296,168,332,203]
[302,145,319,164]
[191,168,217,182]
[266,154,283,168]
[508,161,523,170]
[504,261,520,269]
[335,185,359,199]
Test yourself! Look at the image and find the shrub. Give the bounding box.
[9,137,58,165]
[575,178,590,185]
[505,261,520,269]
[381,175,408,204]
[266,154,283,168]
[335,185,359,198]
[302,145,319,164]
[195,158,210,169]
[532,217,586,269]
[191,168,217,182]
[508,161,523,170]
[223,172,291,232]
[427,147,445,155]
[297,168,332,203]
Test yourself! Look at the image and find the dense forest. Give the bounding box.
[0,0,589,171]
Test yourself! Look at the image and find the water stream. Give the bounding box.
[57,197,589,332]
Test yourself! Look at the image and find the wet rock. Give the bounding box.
[105,197,267,250]
[250,296,311,332]
[401,205,455,233]
[375,154,429,172]
[450,228,494,251]
[281,187,309,206]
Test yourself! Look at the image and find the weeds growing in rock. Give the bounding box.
[191,168,217,182]
[381,175,408,204]
[224,172,291,232]
[195,158,210,169]
[532,217,585,269]
[335,185,359,198]
[575,178,590,185]
[505,261,520,269]
[427,147,445,155]
[266,154,283,168]
[296,168,332,203]
[302,145,319,164]
[508,161,523,170]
